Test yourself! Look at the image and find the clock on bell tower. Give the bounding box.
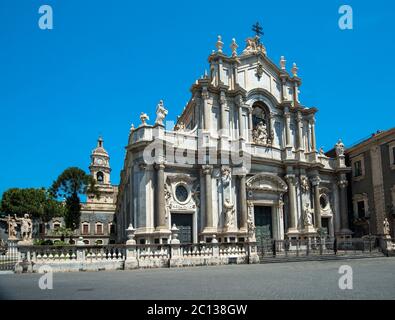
[89,136,111,185]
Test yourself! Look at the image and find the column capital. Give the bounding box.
[337,179,348,188]
[202,165,213,175]
[285,174,296,185]
[311,176,321,187]
[309,118,316,125]
[201,87,209,99]
[219,90,227,104]
[234,94,244,107]
[154,162,166,170]
[138,162,147,171]
[296,111,303,122]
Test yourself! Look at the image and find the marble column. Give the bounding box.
[220,91,227,136]
[338,176,350,232]
[284,109,291,147]
[309,119,317,152]
[238,102,244,140]
[285,174,297,231]
[293,83,300,105]
[296,112,304,151]
[202,89,210,130]
[248,107,253,142]
[239,174,247,230]
[312,176,322,229]
[280,77,288,102]
[155,163,166,230]
[202,165,213,229]
[277,199,285,240]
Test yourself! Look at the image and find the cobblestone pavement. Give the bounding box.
[1,257,395,300]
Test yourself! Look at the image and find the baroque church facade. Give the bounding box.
[115,33,352,245]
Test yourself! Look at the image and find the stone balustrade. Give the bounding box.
[15,241,257,273]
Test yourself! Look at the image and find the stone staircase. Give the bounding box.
[259,252,385,264]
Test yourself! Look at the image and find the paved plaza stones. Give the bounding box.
[1,257,395,300]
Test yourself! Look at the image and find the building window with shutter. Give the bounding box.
[82,223,89,235]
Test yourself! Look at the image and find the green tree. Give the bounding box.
[50,167,98,230]
[0,188,64,222]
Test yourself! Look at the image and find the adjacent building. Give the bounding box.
[115,33,352,245]
[346,128,395,238]
[43,137,118,245]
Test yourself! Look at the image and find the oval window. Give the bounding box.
[175,185,189,202]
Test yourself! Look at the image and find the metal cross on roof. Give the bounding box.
[252,22,264,38]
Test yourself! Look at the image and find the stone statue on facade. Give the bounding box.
[303,203,313,227]
[15,214,33,242]
[140,112,149,126]
[252,121,268,145]
[383,218,391,236]
[224,198,235,229]
[300,176,310,193]
[155,100,168,126]
[335,139,345,157]
[221,167,232,187]
[242,36,266,55]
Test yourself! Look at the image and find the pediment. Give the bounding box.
[246,174,288,193]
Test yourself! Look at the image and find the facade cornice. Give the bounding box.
[346,127,395,156]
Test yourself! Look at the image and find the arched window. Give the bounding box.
[97,172,104,183]
[95,222,104,235]
[109,223,116,235]
[81,222,90,235]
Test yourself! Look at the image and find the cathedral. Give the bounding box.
[115,32,352,245]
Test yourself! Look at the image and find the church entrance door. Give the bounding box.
[254,206,273,243]
[171,213,193,244]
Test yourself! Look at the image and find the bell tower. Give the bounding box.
[89,136,111,185]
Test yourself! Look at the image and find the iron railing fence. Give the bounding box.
[256,237,383,260]
[0,245,19,271]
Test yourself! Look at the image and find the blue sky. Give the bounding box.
[0,0,394,196]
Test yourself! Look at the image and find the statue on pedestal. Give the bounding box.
[303,203,314,228]
[155,100,168,126]
[224,198,235,229]
[15,214,33,242]
[335,139,345,157]
[7,215,18,240]
[383,218,391,236]
[252,121,268,145]
[221,167,232,187]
